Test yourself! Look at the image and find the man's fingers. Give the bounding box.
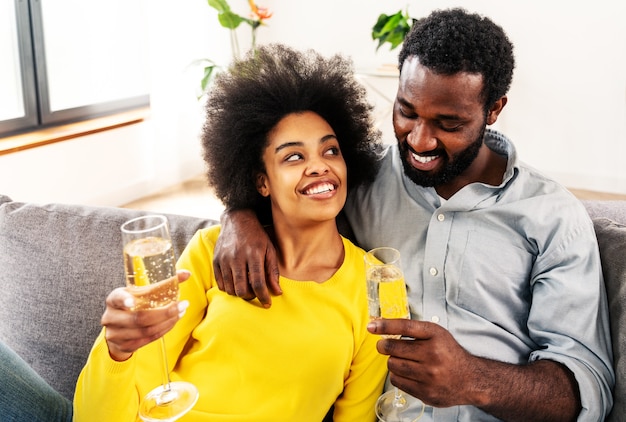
[367,318,411,337]
[368,319,436,339]
[213,260,225,292]
[221,266,237,296]
[265,244,282,296]
[249,273,271,308]
[232,266,255,300]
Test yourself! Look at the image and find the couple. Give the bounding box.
[2,7,614,422]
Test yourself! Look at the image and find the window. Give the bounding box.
[0,0,150,138]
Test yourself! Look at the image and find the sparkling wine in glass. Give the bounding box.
[122,215,199,422]
[365,247,425,422]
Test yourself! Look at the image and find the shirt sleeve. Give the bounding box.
[528,218,614,421]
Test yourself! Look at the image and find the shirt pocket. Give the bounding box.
[452,230,534,326]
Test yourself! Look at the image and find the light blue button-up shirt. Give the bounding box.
[345,129,614,421]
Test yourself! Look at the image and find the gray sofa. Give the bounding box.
[0,194,624,420]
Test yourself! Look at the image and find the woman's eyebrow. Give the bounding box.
[274,141,303,153]
[274,134,337,153]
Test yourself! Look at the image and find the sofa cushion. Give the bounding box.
[0,195,216,400]
[593,217,626,421]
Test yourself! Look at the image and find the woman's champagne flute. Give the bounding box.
[365,247,425,422]
[121,215,199,422]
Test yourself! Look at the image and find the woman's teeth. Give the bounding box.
[304,182,334,195]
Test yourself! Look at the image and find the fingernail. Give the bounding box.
[178,300,189,318]
[367,321,376,331]
[123,297,135,309]
[178,269,191,276]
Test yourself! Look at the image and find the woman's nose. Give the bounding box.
[306,157,330,176]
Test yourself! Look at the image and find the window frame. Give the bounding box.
[1,0,150,138]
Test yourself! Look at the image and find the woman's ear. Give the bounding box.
[256,173,270,197]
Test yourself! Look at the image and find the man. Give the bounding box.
[213,8,614,421]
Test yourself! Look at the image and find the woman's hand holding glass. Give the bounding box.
[101,270,190,362]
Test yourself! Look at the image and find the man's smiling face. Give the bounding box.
[393,57,489,190]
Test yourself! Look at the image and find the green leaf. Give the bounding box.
[207,0,231,13]
[201,64,221,92]
[217,11,245,29]
[371,10,412,51]
[208,0,246,29]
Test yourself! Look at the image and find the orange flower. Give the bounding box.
[248,0,273,21]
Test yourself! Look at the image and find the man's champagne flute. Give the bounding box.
[365,247,425,422]
[121,215,199,421]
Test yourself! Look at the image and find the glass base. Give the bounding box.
[375,389,425,422]
[139,381,199,422]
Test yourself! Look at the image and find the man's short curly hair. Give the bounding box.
[399,8,515,111]
[201,43,381,213]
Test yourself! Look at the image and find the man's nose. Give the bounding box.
[407,120,437,151]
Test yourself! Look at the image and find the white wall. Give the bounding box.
[258,0,626,195]
[2,0,625,206]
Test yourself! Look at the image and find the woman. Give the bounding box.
[74,44,386,421]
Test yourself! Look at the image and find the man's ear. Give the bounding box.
[486,95,507,125]
[256,173,270,197]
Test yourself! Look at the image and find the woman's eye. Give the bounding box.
[324,147,340,156]
[285,153,302,162]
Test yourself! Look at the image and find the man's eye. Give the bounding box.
[399,106,416,118]
[440,123,462,132]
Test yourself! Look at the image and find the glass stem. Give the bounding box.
[160,337,172,392]
[393,387,407,408]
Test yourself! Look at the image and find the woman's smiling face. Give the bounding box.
[257,111,347,226]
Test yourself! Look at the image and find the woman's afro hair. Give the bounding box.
[201,43,382,212]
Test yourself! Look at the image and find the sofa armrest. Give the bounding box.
[592,217,626,421]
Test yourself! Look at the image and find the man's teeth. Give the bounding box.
[305,182,335,195]
[412,152,437,164]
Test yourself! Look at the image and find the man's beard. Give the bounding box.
[399,126,486,188]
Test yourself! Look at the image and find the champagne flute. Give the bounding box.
[121,215,199,421]
[365,247,425,422]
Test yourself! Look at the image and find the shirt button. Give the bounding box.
[431,316,440,323]
[437,213,445,222]
[429,267,438,276]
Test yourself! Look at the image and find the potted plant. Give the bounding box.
[197,0,272,94]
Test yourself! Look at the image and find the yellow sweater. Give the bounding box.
[74,226,387,421]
